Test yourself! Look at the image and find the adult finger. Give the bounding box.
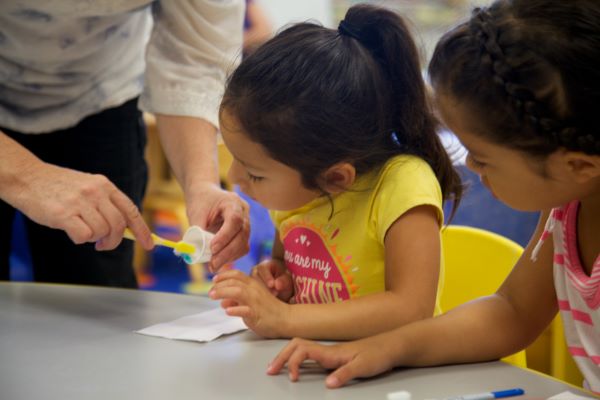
[110,190,153,250]
[210,219,250,269]
[61,215,94,244]
[208,198,245,251]
[79,206,110,242]
[95,199,127,250]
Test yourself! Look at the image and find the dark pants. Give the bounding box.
[0,99,148,288]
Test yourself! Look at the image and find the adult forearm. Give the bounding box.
[155,114,220,194]
[0,131,43,208]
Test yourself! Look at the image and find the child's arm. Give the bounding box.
[210,205,442,339]
[267,210,559,387]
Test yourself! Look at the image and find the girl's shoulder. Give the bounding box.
[369,154,443,212]
[374,155,439,189]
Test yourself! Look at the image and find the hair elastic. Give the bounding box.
[390,131,402,148]
[338,20,362,42]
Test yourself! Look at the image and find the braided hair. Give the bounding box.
[429,0,600,156]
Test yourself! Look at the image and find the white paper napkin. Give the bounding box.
[136,308,247,342]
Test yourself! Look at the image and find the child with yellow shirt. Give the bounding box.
[208,4,462,340]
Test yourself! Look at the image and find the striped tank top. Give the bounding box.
[532,201,600,393]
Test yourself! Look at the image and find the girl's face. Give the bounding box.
[437,93,585,212]
[220,110,322,211]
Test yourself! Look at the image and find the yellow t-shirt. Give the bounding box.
[271,155,444,306]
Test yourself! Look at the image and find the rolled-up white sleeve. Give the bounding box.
[139,0,244,128]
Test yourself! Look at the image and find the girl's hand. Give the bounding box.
[266,337,396,388]
[251,259,294,301]
[209,269,290,338]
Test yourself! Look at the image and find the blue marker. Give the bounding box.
[444,388,524,400]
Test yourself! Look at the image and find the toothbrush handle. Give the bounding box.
[124,229,195,255]
[150,233,179,250]
[123,228,136,241]
[124,228,176,249]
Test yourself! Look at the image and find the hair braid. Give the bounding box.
[469,8,600,153]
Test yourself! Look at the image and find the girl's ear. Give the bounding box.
[561,151,600,183]
[321,162,356,194]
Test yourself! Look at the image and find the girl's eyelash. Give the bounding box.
[468,154,486,167]
[247,172,264,182]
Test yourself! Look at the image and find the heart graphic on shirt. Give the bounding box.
[283,227,350,303]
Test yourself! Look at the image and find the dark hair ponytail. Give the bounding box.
[222,4,462,213]
[341,5,462,214]
[429,0,600,157]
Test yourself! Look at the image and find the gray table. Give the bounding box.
[0,282,592,399]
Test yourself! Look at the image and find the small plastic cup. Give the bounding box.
[175,226,215,264]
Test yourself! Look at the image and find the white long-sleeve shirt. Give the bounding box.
[0,0,244,134]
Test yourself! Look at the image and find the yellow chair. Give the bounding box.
[550,315,584,386]
[440,225,527,368]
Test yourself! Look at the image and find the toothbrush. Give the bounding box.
[123,228,196,255]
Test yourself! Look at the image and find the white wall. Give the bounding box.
[257,0,333,31]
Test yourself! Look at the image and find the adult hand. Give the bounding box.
[185,182,250,271]
[209,269,289,338]
[251,259,294,301]
[15,161,153,251]
[267,337,396,388]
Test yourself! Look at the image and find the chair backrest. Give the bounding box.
[441,225,527,367]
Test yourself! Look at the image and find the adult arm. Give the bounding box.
[140,0,249,269]
[243,0,273,55]
[0,131,153,250]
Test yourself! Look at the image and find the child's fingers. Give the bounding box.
[220,298,239,309]
[267,338,300,375]
[224,305,252,318]
[274,275,292,291]
[325,361,360,388]
[251,265,275,288]
[285,347,311,382]
[213,268,248,283]
[325,351,391,389]
[209,283,247,303]
[280,342,346,383]
[267,338,311,375]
